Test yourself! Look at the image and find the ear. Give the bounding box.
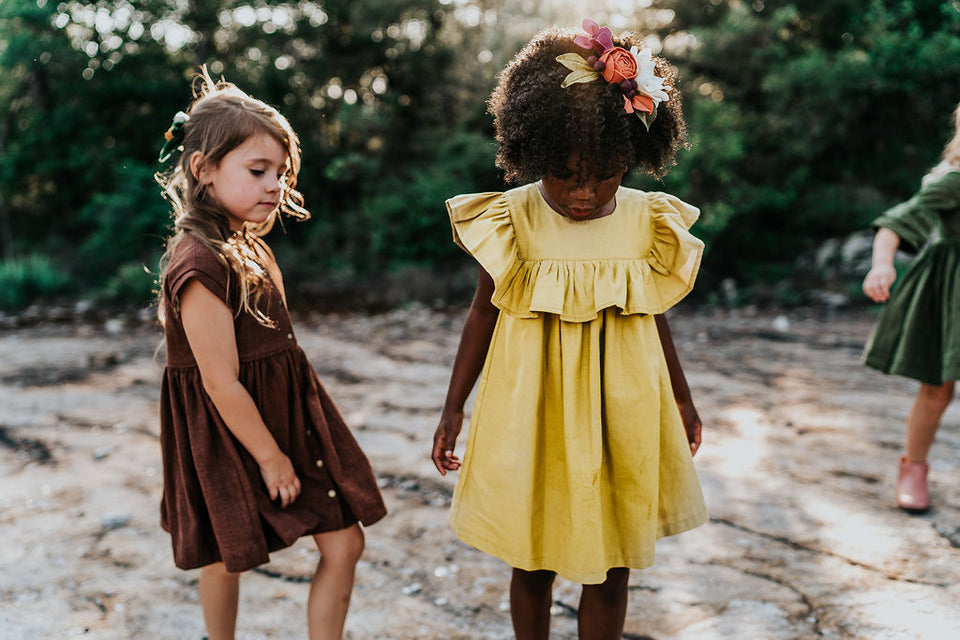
[188,151,207,183]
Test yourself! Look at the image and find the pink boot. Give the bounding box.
[897,456,930,513]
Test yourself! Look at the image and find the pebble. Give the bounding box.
[104,318,126,334]
[92,447,113,461]
[101,514,132,530]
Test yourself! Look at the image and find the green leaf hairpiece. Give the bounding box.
[158,111,189,163]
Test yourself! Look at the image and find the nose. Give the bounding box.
[569,179,598,199]
[267,176,282,193]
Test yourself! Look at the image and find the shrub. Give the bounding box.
[0,254,71,310]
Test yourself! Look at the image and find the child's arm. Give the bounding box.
[654,313,701,457]
[432,267,498,475]
[862,228,900,303]
[180,279,302,507]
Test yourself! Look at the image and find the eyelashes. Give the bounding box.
[248,169,286,180]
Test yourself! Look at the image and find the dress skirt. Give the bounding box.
[449,309,708,584]
[864,240,960,385]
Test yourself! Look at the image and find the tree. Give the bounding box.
[641,0,960,288]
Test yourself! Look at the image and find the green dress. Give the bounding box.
[863,170,960,385]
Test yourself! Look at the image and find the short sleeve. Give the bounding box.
[164,234,230,306]
[873,172,960,253]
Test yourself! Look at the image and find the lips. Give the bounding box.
[566,206,595,218]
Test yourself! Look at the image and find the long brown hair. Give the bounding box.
[156,67,308,327]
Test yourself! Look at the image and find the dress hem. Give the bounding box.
[863,354,960,386]
[449,508,709,585]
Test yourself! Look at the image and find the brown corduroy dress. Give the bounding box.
[158,233,386,572]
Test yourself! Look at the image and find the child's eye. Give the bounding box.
[601,167,627,181]
[250,169,265,176]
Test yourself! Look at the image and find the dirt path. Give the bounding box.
[0,307,957,639]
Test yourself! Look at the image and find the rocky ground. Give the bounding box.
[0,305,958,639]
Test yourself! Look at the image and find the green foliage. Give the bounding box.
[4,0,960,310]
[98,261,157,305]
[360,130,500,268]
[658,0,960,287]
[0,254,71,310]
[76,162,171,280]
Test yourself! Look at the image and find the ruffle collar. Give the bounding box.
[446,186,702,321]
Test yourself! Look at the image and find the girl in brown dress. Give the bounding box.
[155,69,386,640]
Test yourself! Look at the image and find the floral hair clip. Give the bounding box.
[556,18,670,131]
[158,111,190,163]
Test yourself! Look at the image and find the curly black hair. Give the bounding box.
[489,27,688,183]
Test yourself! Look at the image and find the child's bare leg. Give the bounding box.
[308,523,364,640]
[577,568,630,640]
[199,562,241,640]
[905,381,954,461]
[510,568,556,640]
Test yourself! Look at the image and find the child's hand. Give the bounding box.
[862,265,897,303]
[677,398,702,457]
[432,410,464,475]
[258,452,301,507]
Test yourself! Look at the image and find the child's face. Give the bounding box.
[540,155,626,220]
[202,132,288,231]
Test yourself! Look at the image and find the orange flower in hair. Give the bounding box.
[599,48,637,85]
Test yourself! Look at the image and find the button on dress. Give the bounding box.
[158,233,386,572]
[445,183,708,584]
[864,170,960,385]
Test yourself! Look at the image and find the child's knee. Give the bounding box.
[602,568,629,591]
[583,568,629,601]
[343,525,365,562]
[512,568,556,590]
[200,561,241,581]
[920,382,955,406]
[314,524,365,566]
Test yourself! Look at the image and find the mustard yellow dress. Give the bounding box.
[446,183,709,584]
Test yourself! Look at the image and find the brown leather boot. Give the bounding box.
[897,455,930,513]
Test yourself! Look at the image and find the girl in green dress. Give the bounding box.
[432,20,707,639]
[862,102,960,513]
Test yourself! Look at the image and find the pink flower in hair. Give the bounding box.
[573,18,613,54]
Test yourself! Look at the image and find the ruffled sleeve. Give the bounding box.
[447,190,527,306]
[639,192,704,313]
[447,189,703,321]
[872,171,959,253]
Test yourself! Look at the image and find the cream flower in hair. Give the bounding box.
[631,46,670,108]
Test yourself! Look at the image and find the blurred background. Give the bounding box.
[2,0,960,315]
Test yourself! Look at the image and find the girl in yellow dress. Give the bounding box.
[431,20,708,639]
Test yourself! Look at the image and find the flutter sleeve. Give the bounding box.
[639,191,705,313]
[873,172,960,253]
[446,191,530,312]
